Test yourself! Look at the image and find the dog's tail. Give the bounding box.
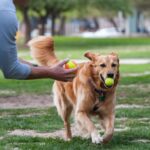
[28,36,59,66]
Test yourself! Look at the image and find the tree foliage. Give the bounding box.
[29,0,76,16]
[28,0,77,35]
[14,0,133,40]
[91,0,130,12]
[131,0,150,11]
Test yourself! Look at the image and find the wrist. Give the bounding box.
[27,66,52,79]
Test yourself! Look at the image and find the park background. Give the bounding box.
[0,0,150,149]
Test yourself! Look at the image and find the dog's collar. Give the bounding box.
[95,88,106,102]
[92,88,106,113]
[88,77,106,102]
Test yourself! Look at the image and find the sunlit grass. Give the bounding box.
[0,37,149,149]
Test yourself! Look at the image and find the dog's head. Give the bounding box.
[85,52,120,90]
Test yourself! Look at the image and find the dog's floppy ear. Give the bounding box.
[110,52,118,57]
[110,52,119,63]
[84,52,98,61]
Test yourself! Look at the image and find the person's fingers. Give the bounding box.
[57,59,69,67]
[66,78,74,82]
[66,74,76,78]
[62,79,68,82]
[66,80,73,82]
[55,78,68,82]
[58,78,71,82]
[66,67,78,74]
[59,74,75,82]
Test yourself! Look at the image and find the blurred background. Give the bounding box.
[14,0,150,43]
[0,0,150,149]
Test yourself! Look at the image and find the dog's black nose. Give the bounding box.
[107,73,114,78]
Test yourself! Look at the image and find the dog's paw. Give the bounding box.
[82,133,90,139]
[91,131,103,144]
[65,138,71,142]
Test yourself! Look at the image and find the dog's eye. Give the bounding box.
[100,64,106,68]
[112,63,117,67]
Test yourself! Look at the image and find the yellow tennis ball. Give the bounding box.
[105,78,114,87]
[65,60,77,69]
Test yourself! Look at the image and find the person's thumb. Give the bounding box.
[58,59,69,67]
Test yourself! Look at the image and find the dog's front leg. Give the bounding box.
[76,111,102,144]
[101,114,115,144]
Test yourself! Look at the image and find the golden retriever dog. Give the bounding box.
[28,36,120,144]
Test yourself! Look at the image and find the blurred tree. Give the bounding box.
[89,0,130,12]
[129,0,150,33]
[28,0,46,35]
[95,0,130,31]
[14,0,132,41]
[14,0,31,43]
[14,0,76,40]
[132,0,150,11]
[73,0,130,30]
[29,0,76,35]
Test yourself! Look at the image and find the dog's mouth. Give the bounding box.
[100,74,113,89]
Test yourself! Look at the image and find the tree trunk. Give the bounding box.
[51,14,56,36]
[58,16,66,35]
[39,16,47,35]
[109,18,118,31]
[22,7,31,43]
[14,0,28,6]
[93,17,99,31]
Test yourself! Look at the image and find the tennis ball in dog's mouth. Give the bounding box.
[105,78,114,87]
[65,60,77,69]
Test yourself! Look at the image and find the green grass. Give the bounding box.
[19,45,150,60]
[1,49,150,96]
[56,46,150,59]
[120,75,150,85]
[54,37,150,48]
[0,108,64,134]
[54,37,150,59]
[0,136,150,150]
[117,84,150,105]
[18,37,150,59]
[0,77,53,96]
[0,37,150,149]
[0,73,149,149]
[0,107,150,150]
[120,64,150,74]
[116,108,150,118]
[0,73,149,96]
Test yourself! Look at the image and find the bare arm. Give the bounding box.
[27,59,77,82]
[0,2,77,82]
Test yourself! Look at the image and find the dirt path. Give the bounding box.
[8,125,129,140]
[0,95,54,109]
[0,93,149,109]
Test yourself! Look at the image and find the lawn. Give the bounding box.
[0,37,150,149]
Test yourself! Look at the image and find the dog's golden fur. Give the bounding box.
[28,36,120,144]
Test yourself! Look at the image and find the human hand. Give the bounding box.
[49,59,78,82]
